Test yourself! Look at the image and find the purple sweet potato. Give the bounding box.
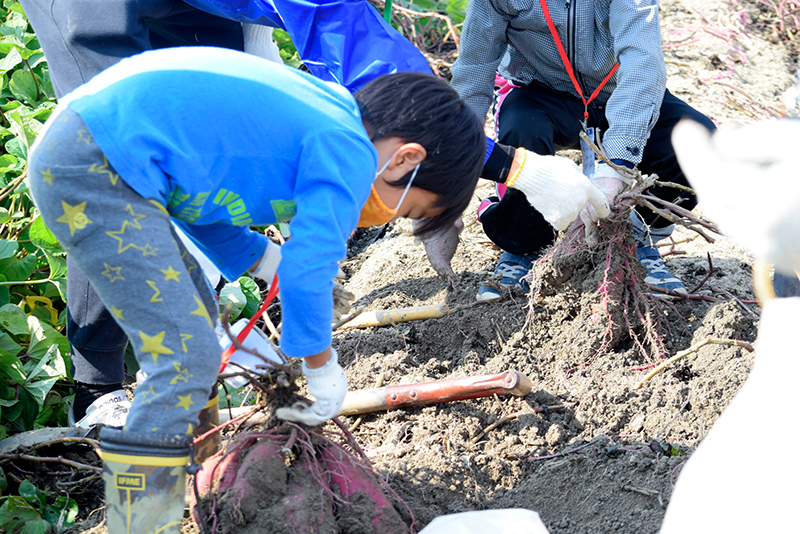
[320,442,409,534]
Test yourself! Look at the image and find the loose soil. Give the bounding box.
[9,0,796,532]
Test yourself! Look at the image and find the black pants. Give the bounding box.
[20,0,243,383]
[480,81,716,256]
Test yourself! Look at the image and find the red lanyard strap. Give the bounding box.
[538,0,618,119]
[219,273,280,373]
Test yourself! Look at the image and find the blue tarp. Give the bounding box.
[181,0,432,92]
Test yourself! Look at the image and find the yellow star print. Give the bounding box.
[111,306,124,320]
[41,168,55,185]
[190,294,213,329]
[56,201,92,236]
[101,263,124,283]
[146,280,163,303]
[161,265,181,282]
[176,394,195,411]
[179,333,193,352]
[76,128,93,144]
[169,362,193,385]
[139,330,174,364]
[181,250,198,274]
[138,385,160,404]
[88,155,119,186]
[106,205,158,256]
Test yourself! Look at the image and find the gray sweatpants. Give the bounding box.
[28,108,220,434]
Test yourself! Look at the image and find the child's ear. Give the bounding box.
[395,142,427,170]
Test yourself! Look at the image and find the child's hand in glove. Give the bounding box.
[579,162,631,228]
[507,148,610,231]
[276,349,348,425]
[414,217,464,288]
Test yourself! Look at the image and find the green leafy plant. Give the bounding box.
[219,275,263,322]
[0,479,78,534]
[0,1,69,440]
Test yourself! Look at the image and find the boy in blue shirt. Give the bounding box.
[27,46,485,534]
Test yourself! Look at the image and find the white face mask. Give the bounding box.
[358,152,421,227]
[375,150,421,211]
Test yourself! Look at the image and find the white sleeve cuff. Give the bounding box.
[250,240,282,282]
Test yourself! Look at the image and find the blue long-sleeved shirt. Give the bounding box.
[61,46,377,357]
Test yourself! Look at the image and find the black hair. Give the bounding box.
[355,72,485,236]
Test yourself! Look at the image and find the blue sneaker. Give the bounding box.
[636,242,687,294]
[477,251,537,301]
[631,212,687,294]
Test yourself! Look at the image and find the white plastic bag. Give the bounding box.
[419,509,550,534]
[217,319,282,388]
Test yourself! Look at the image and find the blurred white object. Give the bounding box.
[172,224,223,288]
[660,297,800,533]
[662,117,800,533]
[217,318,282,388]
[69,390,130,428]
[243,23,283,64]
[671,119,800,274]
[419,509,550,534]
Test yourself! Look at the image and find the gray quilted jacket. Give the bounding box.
[451,0,667,163]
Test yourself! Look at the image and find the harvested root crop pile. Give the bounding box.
[192,424,412,534]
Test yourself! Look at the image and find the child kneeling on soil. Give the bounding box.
[27,46,485,534]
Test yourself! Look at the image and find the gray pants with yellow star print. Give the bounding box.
[28,108,220,436]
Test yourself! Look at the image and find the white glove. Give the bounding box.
[579,162,631,227]
[414,217,464,287]
[249,240,282,282]
[276,349,348,425]
[672,118,800,274]
[507,149,611,231]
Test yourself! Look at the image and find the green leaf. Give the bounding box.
[0,465,6,493]
[0,253,37,283]
[0,303,30,336]
[219,281,246,320]
[4,135,26,160]
[0,275,8,306]
[26,317,69,361]
[8,69,38,105]
[238,276,261,318]
[41,249,65,280]
[18,480,46,510]
[0,239,18,259]
[16,387,40,430]
[28,217,61,252]
[44,496,78,530]
[0,153,19,171]
[0,497,45,533]
[0,354,25,384]
[0,45,21,74]
[0,331,23,358]
[21,518,51,534]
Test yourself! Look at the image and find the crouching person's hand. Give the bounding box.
[507,148,611,231]
[414,217,464,288]
[276,348,347,425]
